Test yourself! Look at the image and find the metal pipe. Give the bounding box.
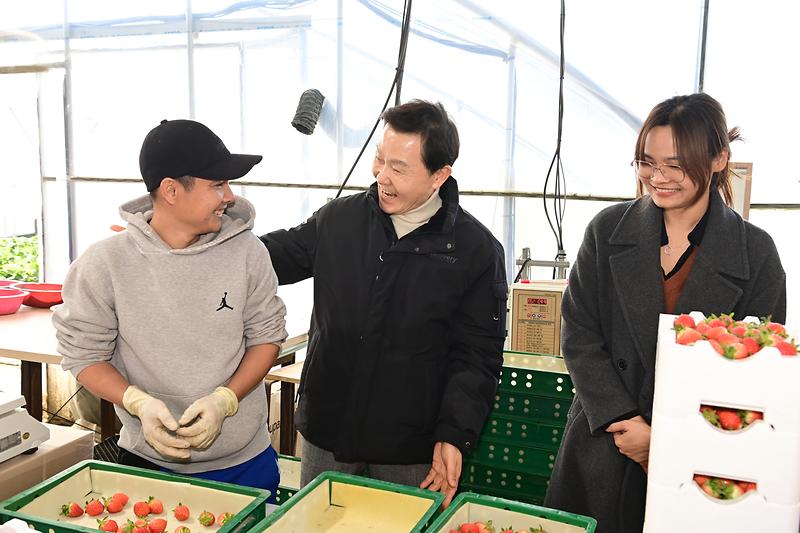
[186,0,196,119]
[336,0,344,183]
[503,42,517,283]
[63,0,77,264]
[39,178,800,210]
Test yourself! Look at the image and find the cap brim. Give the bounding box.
[196,153,262,181]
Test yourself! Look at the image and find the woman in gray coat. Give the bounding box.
[544,93,786,532]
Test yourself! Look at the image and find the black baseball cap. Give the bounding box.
[139,119,262,192]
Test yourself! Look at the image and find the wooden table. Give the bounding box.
[0,306,308,444]
[266,360,304,455]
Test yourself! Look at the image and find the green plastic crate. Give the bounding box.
[252,471,444,532]
[0,460,269,533]
[471,438,561,478]
[461,461,555,504]
[426,492,596,532]
[275,454,301,505]
[498,366,575,400]
[480,412,566,451]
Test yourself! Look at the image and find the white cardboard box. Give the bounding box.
[648,410,800,505]
[645,312,800,531]
[645,481,800,533]
[652,313,800,430]
[0,424,93,501]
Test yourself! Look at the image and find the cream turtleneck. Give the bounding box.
[389,190,443,239]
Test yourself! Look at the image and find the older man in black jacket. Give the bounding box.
[260,100,507,507]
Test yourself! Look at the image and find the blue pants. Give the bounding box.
[119,444,280,504]
[178,446,280,504]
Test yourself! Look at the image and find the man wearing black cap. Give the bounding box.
[54,119,287,498]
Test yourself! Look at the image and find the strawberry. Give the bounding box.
[742,337,761,356]
[147,497,164,515]
[499,528,515,533]
[739,481,758,493]
[124,519,149,533]
[676,328,702,345]
[149,518,167,533]
[730,342,749,360]
[174,528,190,533]
[459,524,480,533]
[776,340,798,356]
[172,503,190,522]
[85,499,105,516]
[217,513,234,527]
[475,522,493,533]
[706,318,726,329]
[111,493,129,507]
[708,339,724,355]
[767,321,786,335]
[705,326,728,340]
[695,322,710,336]
[741,410,763,425]
[700,405,720,427]
[710,478,744,499]
[98,518,119,532]
[673,314,696,330]
[718,409,742,430]
[61,502,84,518]
[104,497,123,514]
[198,511,215,527]
[728,325,748,337]
[717,332,739,346]
[134,501,151,518]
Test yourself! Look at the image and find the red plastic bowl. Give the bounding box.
[12,282,63,308]
[0,288,29,315]
[0,279,20,288]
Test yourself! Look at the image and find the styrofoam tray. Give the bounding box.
[644,480,800,532]
[649,409,800,505]
[653,313,800,429]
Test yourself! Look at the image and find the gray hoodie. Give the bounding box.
[54,194,287,473]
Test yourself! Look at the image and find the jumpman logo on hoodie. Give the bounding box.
[216,292,233,311]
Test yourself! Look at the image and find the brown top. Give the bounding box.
[663,247,698,314]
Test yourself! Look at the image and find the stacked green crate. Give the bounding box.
[275,454,301,504]
[461,352,574,504]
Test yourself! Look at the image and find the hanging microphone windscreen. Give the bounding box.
[291,89,326,135]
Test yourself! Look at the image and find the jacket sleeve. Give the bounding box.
[737,228,787,324]
[259,211,319,285]
[53,246,119,379]
[243,234,288,347]
[434,240,507,456]
[561,222,639,435]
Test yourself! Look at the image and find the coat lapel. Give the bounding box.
[675,192,747,315]
[608,197,664,376]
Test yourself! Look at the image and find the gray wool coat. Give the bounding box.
[544,192,786,533]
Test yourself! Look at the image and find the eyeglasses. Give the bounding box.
[631,160,686,183]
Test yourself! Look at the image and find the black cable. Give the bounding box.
[513,258,531,283]
[334,0,413,199]
[543,0,567,272]
[43,408,100,434]
[46,384,103,435]
[394,0,413,105]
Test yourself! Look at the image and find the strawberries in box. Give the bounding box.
[644,313,800,532]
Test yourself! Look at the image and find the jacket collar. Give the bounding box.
[610,192,748,279]
[607,192,748,383]
[367,176,460,239]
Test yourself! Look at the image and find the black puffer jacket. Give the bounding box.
[260,177,507,463]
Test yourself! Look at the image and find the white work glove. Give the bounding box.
[122,385,191,460]
[176,387,238,449]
